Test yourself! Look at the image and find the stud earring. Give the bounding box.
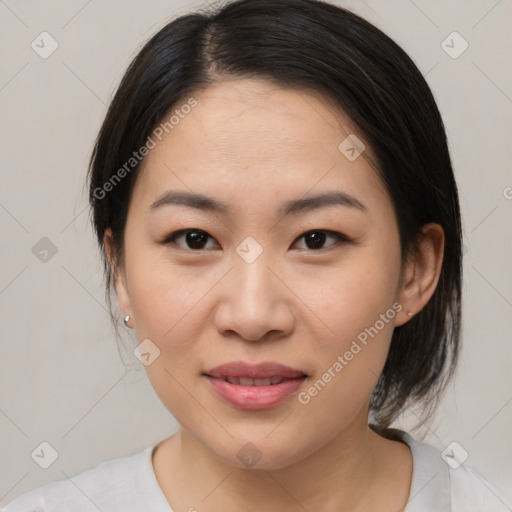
[123,315,131,326]
[407,311,413,316]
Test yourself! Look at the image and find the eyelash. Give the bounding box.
[161,229,351,252]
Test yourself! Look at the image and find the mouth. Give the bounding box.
[202,361,308,410]
[214,376,300,386]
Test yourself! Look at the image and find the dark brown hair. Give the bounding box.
[87,0,463,430]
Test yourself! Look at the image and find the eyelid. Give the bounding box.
[162,229,219,249]
[292,229,351,250]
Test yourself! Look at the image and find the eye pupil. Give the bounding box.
[187,231,208,249]
[305,231,326,249]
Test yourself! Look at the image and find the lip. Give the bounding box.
[203,361,308,410]
[205,361,306,379]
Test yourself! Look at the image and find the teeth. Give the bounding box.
[254,378,273,386]
[240,377,257,386]
[223,376,286,386]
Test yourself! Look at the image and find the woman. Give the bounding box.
[2,0,508,510]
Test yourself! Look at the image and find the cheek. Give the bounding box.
[293,261,401,428]
[125,246,232,371]
[295,249,402,411]
[124,249,219,423]
[303,250,401,342]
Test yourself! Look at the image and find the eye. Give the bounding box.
[162,228,350,252]
[293,230,350,251]
[162,229,219,250]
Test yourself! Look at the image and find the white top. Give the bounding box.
[1,431,509,511]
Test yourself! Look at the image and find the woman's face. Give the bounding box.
[111,78,411,469]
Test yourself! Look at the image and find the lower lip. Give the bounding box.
[204,376,306,410]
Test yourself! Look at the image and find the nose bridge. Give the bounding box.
[232,244,279,313]
[214,241,294,341]
[233,233,276,296]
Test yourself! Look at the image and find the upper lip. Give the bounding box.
[204,361,307,379]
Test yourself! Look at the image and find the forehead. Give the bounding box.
[170,79,364,159]
[133,78,388,217]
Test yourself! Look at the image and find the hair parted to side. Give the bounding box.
[87,0,463,431]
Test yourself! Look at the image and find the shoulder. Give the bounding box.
[448,463,511,511]
[1,446,154,512]
[394,430,510,512]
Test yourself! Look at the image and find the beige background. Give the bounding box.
[1,0,511,506]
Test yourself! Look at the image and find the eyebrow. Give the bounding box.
[147,190,367,216]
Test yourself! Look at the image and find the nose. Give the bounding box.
[213,253,296,342]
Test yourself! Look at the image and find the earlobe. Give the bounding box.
[395,223,445,326]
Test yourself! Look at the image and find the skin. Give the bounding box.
[104,78,445,512]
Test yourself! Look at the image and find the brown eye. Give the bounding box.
[293,230,350,250]
[163,230,218,250]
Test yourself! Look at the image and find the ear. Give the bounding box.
[394,223,445,327]
[104,228,133,327]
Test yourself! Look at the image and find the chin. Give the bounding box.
[200,427,320,471]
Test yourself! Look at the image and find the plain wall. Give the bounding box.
[1,0,511,506]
